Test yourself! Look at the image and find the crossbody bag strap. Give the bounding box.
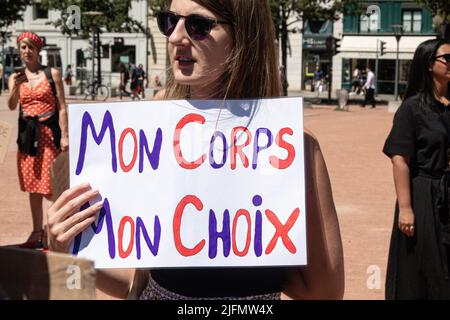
[43,66,59,106]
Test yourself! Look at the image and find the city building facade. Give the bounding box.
[335,0,437,96]
[5,1,148,88]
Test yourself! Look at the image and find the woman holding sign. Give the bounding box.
[7,32,69,249]
[47,0,344,300]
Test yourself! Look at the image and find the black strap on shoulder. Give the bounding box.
[43,66,58,105]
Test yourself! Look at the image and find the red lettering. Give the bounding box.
[265,208,299,254]
[269,128,295,169]
[173,195,206,256]
[232,209,251,257]
[118,216,135,258]
[230,127,252,170]
[118,128,138,172]
[173,114,206,169]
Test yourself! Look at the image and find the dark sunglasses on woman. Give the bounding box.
[156,10,230,40]
[434,53,450,64]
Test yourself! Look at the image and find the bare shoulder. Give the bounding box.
[152,89,166,101]
[50,67,62,80]
[303,127,320,148]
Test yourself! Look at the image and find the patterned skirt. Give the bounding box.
[139,274,281,300]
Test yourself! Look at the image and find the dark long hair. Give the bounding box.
[404,38,450,112]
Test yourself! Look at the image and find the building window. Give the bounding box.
[360,12,379,32]
[403,10,422,33]
[33,4,48,20]
[111,45,136,72]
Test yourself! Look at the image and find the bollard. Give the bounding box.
[336,88,349,111]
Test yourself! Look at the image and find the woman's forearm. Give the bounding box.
[96,268,135,299]
[58,105,69,138]
[283,131,344,300]
[8,86,20,110]
[392,156,412,210]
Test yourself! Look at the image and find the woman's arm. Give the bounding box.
[47,183,135,299]
[283,129,344,300]
[51,68,69,151]
[7,73,25,110]
[391,155,414,237]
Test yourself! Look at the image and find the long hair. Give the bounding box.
[163,0,281,100]
[404,38,450,112]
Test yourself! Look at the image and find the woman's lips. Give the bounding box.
[175,55,196,68]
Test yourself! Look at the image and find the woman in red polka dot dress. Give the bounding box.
[7,32,69,249]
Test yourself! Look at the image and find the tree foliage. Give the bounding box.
[416,0,450,37]
[416,0,450,23]
[0,0,32,40]
[40,0,146,38]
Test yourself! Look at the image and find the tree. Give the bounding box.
[271,0,362,95]
[416,0,450,39]
[41,0,147,84]
[0,0,32,35]
[0,0,32,89]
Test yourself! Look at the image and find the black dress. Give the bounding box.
[383,95,450,299]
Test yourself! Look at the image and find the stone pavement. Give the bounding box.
[0,92,396,300]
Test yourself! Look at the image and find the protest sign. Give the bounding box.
[0,120,13,164]
[68,98,306,268]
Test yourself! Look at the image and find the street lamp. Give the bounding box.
[391,24,403,101]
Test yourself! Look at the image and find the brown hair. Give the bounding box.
[163,0,281,100]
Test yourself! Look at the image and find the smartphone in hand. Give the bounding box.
[14,67,28,84]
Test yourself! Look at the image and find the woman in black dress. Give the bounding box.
[383,38,450,299]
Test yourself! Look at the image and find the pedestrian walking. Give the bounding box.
[63,65,73,86]
[383,38,450,299]
[361,65,376,108]
[350,66,363,95]
[119,63,131,99]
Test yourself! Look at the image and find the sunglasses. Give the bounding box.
[156,10,230,40]
[434,53,450,63]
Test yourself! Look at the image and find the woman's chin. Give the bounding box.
[173,75,203,86]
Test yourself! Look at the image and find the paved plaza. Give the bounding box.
[0,93,396,299]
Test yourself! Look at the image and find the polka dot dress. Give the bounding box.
[17,78,61,196]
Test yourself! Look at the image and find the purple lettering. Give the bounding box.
[208,209,231,258]
[76,111,117,175]
[139,128,163,172]
[252,128,273,169]
[136,216,161,259]
[209,131,227,169]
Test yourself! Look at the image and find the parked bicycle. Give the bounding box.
[84,79,110,101]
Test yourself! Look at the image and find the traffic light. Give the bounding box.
[334,38,341,55]
[326,36,341,56]
[380,41,386,56]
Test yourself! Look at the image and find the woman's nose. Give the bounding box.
[168,18,190,46]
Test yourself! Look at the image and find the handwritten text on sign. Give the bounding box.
[68,98,306,268]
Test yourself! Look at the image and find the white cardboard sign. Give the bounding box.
[68,98,306,268]
[0,120,13,164]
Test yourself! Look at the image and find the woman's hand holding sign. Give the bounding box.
[47,182,103,252]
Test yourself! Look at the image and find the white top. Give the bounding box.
[365,70,376,89]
